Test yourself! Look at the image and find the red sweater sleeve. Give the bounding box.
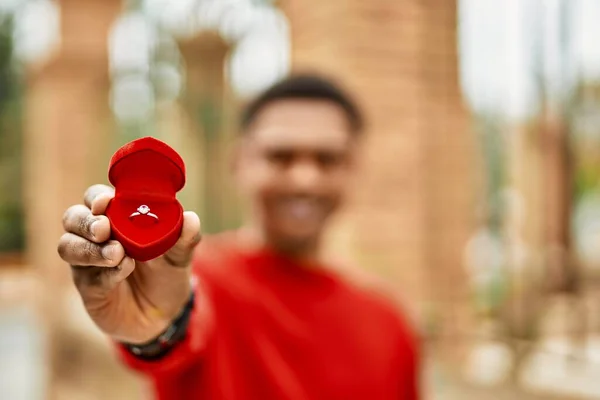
[397,308,421,400]
[404,338,420,400]
[113,281,214,378]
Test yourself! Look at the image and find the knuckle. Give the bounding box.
[77,214,95,239]
[62,206,76,229]
[81,240,100,262]
[63,205,95,238]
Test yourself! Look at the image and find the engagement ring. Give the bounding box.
[129,205,158,222]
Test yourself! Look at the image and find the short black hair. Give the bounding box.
[240,73,364,135]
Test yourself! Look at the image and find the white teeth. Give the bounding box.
[285,200,317,219]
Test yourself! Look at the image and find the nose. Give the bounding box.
[288,160,322,190]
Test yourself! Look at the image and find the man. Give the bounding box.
[58,74,420,399]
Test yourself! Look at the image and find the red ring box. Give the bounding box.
[105,137,186,261]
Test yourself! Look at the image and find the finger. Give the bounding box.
[72,256,135,292]
[84,184,114,209]
[62,205,111,243]
[161,211,202,267]
[58,234,125,267]
[91,192,114,216]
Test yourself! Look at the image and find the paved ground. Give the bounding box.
[0,292,593,400]
[425,363,584,400]
[436,384,582,400]
[425,348,594,400]
[0,306,46,400]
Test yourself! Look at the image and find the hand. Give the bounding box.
[57,184,202,344]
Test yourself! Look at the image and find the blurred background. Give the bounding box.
[1,0,600,399]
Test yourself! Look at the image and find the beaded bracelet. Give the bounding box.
[123,291,195,360]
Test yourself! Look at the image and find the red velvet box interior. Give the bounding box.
[105,137,186,261]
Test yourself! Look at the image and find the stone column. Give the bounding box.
[281,0,480,350]
[176,32,234,233]
[22,0,129,398]
[416,1,480,349]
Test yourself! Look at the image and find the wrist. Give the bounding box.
[121,290,195,360]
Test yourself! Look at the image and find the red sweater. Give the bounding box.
[117,238,420,399]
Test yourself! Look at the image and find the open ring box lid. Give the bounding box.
[106,137,186,261]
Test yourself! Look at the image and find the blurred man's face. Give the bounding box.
[236,99,357,253]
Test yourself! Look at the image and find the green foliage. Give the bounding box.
[0,14,14,95]
[574,166,599,200]
[0,12,24,253]
[0,203,24,252]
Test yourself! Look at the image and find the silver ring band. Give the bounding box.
[129,205,159,222]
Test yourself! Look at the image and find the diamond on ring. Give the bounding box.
[129,205,159,222]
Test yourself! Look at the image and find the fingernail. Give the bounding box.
[90,221,99,238]
[193,231,202,243]
[120,256,133,267]
[102,244,115,260]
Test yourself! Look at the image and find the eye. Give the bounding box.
[266,150,294,167]
[316,152,343,169]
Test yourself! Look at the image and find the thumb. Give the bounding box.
[159,211,202,268]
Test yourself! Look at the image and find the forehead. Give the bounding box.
[246,99,352,149]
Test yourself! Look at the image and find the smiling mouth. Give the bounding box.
[278,198,326,221]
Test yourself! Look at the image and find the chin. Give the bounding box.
[273,230,321,254]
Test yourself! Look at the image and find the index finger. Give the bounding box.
[84,184,114,214]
